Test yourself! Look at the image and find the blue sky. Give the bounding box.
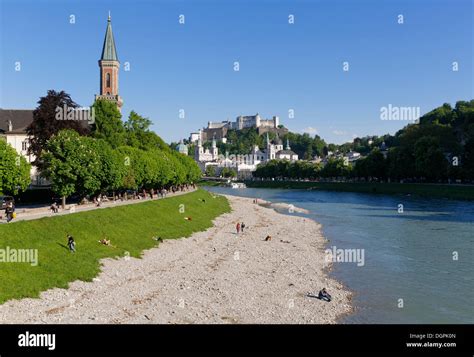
[0,0,472,144]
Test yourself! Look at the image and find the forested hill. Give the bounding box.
[187,101,474,171]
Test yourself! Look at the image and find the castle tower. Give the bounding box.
[273,116,279,128]
[266,132,275,160]
[255,113,261,127]
[95,13,123,111]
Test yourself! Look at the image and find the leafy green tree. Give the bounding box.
[414,136,448,181]
[27,90,89,167]
[321,158,350,178]
[221,167,236,178]
[94,140,127,193]
[462,139,474,180]
[41,130,102,207]
[386,147,415,180]
[0,140,31,194]
[124,111,169,151]
[91,100,126,148]
[365,149,387,180]
[205,165,216,177]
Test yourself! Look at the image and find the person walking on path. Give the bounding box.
[236,222,241,234]
[5,202,14,223]
[241,222,246,233]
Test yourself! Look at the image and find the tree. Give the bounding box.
[27,90,89,167]
[205,165,215,177]
[0,140,31,194]
[124,111,169,151]
[94,140,127,193]
[414,136,448,181]
[304,143,313,160]
[321,158,350,178]
[90,100,126,148]
[365,149,387,180]
[41,130,102,208]
[462,139,474,181]
[221,167,236,178]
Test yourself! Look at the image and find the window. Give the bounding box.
[106,73,111,88]
[22,140,28,151]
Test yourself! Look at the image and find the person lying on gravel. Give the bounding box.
[318,288,332,302]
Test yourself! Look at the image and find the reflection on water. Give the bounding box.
[206,186,474,324]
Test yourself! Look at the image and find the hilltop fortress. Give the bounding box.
[191,113,288,142]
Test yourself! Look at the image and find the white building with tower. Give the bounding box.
[194,131,219,163]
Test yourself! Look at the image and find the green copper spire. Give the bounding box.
[100,13,118,61]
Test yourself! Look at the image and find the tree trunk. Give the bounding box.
[62,196,66,209]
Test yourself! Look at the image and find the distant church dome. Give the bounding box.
[176,140,188,155]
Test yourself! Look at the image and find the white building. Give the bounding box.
[0,109,47,186]
[194,131,219,163]
[189,132,200,143]
[262,133,298,162]
[345,151,361,163]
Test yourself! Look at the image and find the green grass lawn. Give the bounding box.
[244,180,474,201]
[0,189,230,304]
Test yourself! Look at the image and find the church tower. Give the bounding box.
[211,134,218,159]
[95,13,123,111]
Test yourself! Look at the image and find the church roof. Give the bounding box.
[273,137,283,145]
[101,15,118,61]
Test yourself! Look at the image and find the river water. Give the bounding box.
[206,186,474,324]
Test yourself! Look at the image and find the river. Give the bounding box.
[205,186,474,324]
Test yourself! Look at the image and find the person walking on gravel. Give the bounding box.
[236,222,241,234]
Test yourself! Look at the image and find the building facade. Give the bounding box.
[0,110,46,186]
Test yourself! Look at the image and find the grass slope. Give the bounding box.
[244,181,474,201]
[0,189,230,304]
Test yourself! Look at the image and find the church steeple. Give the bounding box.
[95,13,123,111]
[101,13,118,61]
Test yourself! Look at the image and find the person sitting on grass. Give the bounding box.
[67,235,76,253]
[99,238,111,246]
[318,288,332,302]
